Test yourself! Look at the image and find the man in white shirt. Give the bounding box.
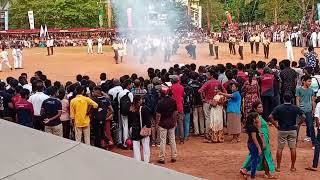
[0,46,12,72]
[87,37,93,54]
[255,34,260,54]
[285,38,294,61]
[97,36,103,54]
[49,36,54,55]
[12,45,23,69]
[117,79,133,148]
[311,31,318,48]
[280,30,285,42]
[28,81,49,131]
[46,37,51,56]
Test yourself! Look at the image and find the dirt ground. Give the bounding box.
[1,43,320,179]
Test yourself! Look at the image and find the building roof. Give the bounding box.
[0,120,201,180]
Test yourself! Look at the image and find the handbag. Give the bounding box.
[139,106,151,137]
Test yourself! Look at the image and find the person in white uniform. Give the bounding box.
[311,31,318,48]
[0,46,12,72]
[87,37,93,54]
[12,45,23,69]
[285,38,294,61]
[97,36,103,54]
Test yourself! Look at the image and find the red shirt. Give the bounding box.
[199,79,222,103]
[237,71,248,81]
[223,80,236,90]
[171,83,184,113]
[12,95,22,108]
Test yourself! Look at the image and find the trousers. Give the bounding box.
[133,136,150,163]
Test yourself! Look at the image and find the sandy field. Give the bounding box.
[1,43,320,180]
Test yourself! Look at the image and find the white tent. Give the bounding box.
[0,120,202,180]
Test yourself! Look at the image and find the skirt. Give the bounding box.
[227,112,241,135]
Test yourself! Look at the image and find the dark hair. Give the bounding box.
[76,85,84,95]
[58,89,66,100]
[237,63,245,71]
[20,89,30,98]
[251,100,262,113]
[301,74,312,82]
[76,74,82,82]
[309,46,314,52]
[53,81,61,89]
[35,80,44,92]
[46,86,58,96]
[133,95,141,107]
[100,73,107,81]
[283,93,292,103]
[0,82,5,91]
[227,82,238,94]
[123,79,132,89]
[44,79,52,88]
[134,79,141,88]
[190,63,196,71]
[248,71,255,84]
[282,59,291,68]
[291,61,298,67]
[225,70,233,80]
[245,112,260,129]
[15,86,23,94]
[131,73,138,81]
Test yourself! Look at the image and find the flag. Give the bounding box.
[40,25,44,37]
[44,24,48,37]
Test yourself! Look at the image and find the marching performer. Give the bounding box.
[97,36,103,54]
[0,46,12,72]
[87,37,93,54]
[12,45,23,69]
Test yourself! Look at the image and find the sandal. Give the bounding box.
[240,168,248,178]
[305,167,317,171]
[290,167,297,172]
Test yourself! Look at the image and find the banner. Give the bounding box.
[4,11,8,30]
[99,6,104,27]
[318,3,320,20]
[127,8,132,28]
[28,11,35,29]
[40,25,44,37]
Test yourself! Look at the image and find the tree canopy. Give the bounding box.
[9,0,101,29]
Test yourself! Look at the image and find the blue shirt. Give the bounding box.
[226,91,241,113]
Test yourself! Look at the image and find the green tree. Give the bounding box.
[9,0,100,29]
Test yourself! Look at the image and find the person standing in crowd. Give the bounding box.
[41,86,62,137]
[170,75,185,144]
[306,97,320,171]
[250,33,255,54]
[156,88,178,164]
[296,75,316,147]
[199,69,221,138]
[241,101,276,179]
[181,75,193,141]
[70,86,98,145]
[91,86,113,149]
[260,67,275,121]
[15,89,33,128]
[219,83,242,143]
[190,72,205,136]
[301,46,318,70]
[206,86,225,143]
[129,95,151,162]
[49,36,54,55]
[242,71,260,121]
[87,37,93,54]
[263,35,271,59]
[57,89,71,139]
[97,36,103,54]
[28,81,49,131]
[12,44,23,69]
[243,112,264,179]
[208,36,214,56]
[231,35,236,55]
[131,79,147,97]
[118,79,134,148]
[280,59,297,101]
[46,37,51,56]
[214,37,219,59]
[291,61,304,87]
[255,33,260,54]
[238,36,244,60]
[0,82,12,121]
[311,31,317,48]
[269,93,305,172]
[285,38,294,61]
[0,46,13,72]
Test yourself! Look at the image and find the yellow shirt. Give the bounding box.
[70,95,98,127]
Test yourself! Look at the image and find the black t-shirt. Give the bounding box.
[0,91,12,117]
[271,103,304,131]
[247,125,262,145]
[41,97,62,126]
[156,96,177,129]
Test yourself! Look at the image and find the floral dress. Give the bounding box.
[242,80,260,120]
[206,95,224,143]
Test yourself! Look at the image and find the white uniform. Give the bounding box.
[12,48,23,69]
[311,32,317,48]
[87,39,93,54]
[317,32,320,48]
[97,38,103,54]
[285,40,294,61]
[0,50,12,71]
[280,31,285,42]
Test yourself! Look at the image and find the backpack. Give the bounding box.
[120,92,131,116]
[183,85,193,113]
[92,97,109,125]
[110,92,120,114]
[144,87,159,114]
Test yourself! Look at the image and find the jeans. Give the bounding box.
[246,143,260,178]
[312,128,320,168]
[184,113,191,138]
[305,111,315,145]
[62,120,71,139]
